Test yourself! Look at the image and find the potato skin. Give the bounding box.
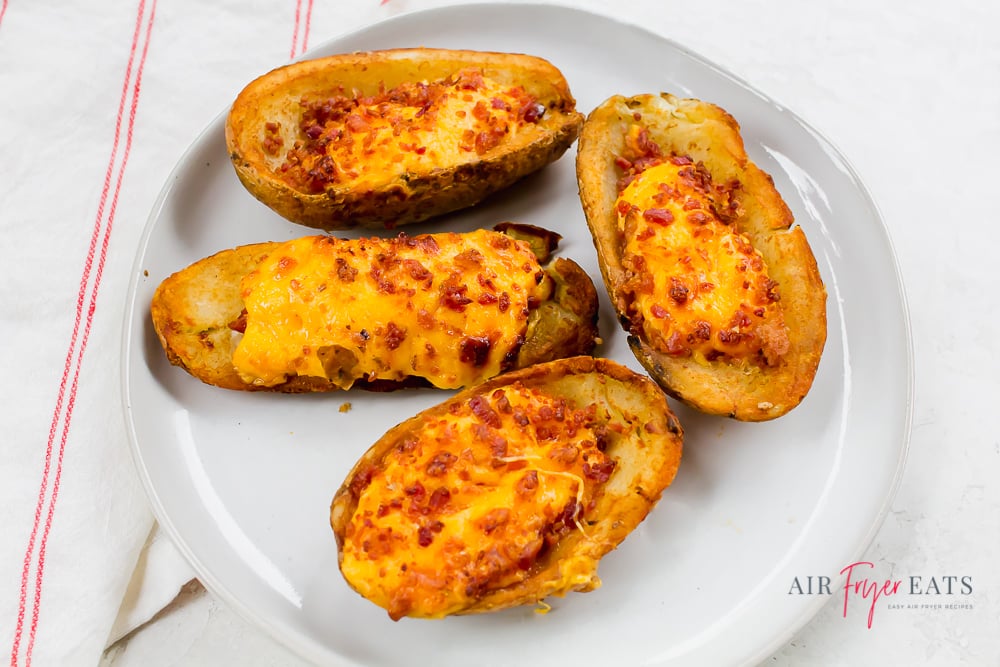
[329,356,683,617]
[576,93,827,421]
[149,227,599,392]
[225,48,584,230]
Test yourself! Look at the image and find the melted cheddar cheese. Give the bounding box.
[616,151,790,365]
[271,68,546,193]
[340,382,615,620]
[232,230,550,389]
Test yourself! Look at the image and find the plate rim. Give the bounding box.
[120,3,914,665]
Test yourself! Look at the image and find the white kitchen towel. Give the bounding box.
[0,1,447,664]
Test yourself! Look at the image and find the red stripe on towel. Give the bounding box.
[8,1,157,664]
[290,0,314,59]
[290,0,302,59]
[0,0,8,28]
[301,0,314,56]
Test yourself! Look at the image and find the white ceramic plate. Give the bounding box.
[122,4,912,666]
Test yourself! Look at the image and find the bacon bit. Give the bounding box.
[369,267,395,294]
[471,101,490,121]
[491,97,511,111]
[617,200,638,217]
[228,309,248,333]
[349,464,376,498]
[492,390,512,413]
[636,128,661,157]
[477,273,497,290]
[718,330,740,345]
[477,292,498,305]
[459,336,492,367]
[650,304,668,319]
[417,525,435,547]
[687,211,710,225]
[636,226,655,241]
[384,322,406,350]
[455,69,485,90]
[425,451,456,477]
[404,234,440,254]
[428,487,450,511]
[454,249,484,268]
[764,278,781,302]
[665,331,688,355]
[754,307,765,317]
[700,282,715,292]
[614,156,633,171]
[669,278,690,304]
[404,481,425,499]
[693,320,712,341]
[262,134,284,156]
[583,459,615,483]
[498,293,510,313]
[670,155,693,166]
[550,500,580,537]
[683,198,701,210]
[468,395,501,427]
[441,284,473,311]
[643,208,674,225]
[403,258,432,282]
[475,130,502,154]
[335,257,357,283]
[519,101,545,123]
[730,310,752,329]
[516,470,539,495]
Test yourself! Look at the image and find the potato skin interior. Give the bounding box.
[576,93,827,421]
[226,48,584,230]
[330,356,683,618]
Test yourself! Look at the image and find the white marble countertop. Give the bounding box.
[101,0,999,665]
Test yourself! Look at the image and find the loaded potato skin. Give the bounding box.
[150,224,598,393]
[226,48,584,230]
[576,93,827,421]
[329,356,683,619]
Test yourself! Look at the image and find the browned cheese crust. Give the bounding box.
[150,226,599,393]
[576,93,827,420]
[329,356,683,616]
[226,48,584,230]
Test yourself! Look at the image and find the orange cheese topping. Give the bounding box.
[615,128,789,365]
[232,230,550,389]
[340,382,615,620]
[271,68,547,193]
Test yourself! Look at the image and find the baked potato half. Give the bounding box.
[330,356,683,620]
[576,93,827,420]
[226,48,584,230]
[150,224,598,392]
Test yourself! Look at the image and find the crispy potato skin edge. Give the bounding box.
[149,236,599,393]
[329,356,683,617]
[575,93,827,421]
[225,48,584,230]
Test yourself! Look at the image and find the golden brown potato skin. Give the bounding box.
[149,226,599,393]
[576,93,827,421]
[225,48,584,230]
[329,356,683,616]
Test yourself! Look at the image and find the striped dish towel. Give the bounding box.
[0,0,451,663]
